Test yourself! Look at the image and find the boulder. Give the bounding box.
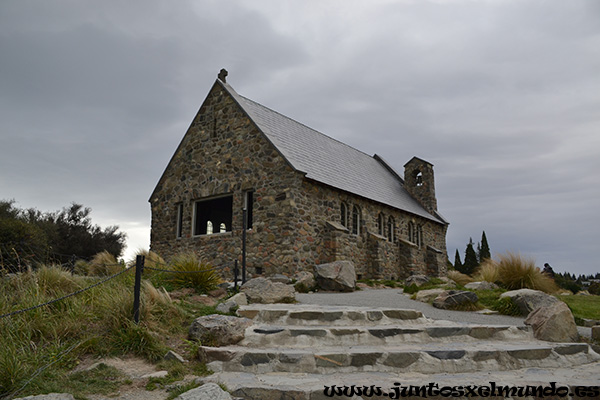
[174,382,232,400]
[500,289,559,316]
[525,302,579,342]
[216,292,248,313]
[294,271,316,289]
[314,261,356,292]
[414,288,446,303]
[16,395,75,400]
[241,277,295,304]
[592,326,600,342]
[433,290,479,310]
[164,350,187,363]
[465,281,499,291]
[189,314,252,346]
[405,274,429,287]
[268,274,291,284]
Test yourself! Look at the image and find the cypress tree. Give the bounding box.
[453,249,462,270]
[462,238,479,275]
[479,231,491,261]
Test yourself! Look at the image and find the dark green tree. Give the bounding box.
[453,249,462,270]
[461,238,479,275]
[479,231,491,262]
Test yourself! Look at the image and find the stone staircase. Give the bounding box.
[201,304,600,400]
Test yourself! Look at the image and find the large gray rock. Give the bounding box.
[592,326,600,342]
[500,289,559,316]
[405,274,429,287]
[294,271,316,289]
[175,382,232,400]
[268,274,291,284]
[189,314,252,346]
[241,277,295,304]
[16,395,75,400]
[433,290,479,310]
[525,301,579,342]
[314,261,356,292]
[414,288,446,303]
[465,281,499,291]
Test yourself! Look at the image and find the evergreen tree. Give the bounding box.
[462,238,479,275]
[453,249,462,270]
[479,231,491,261]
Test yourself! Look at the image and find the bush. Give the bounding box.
[589,282,600,296]
[447,270,473,286]
[473,260,499,283]
[168,252,221,293]
[88,251,124,276]
[496,252,558,294]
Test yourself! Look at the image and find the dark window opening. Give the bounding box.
[352,205,360,235]
[194,195,233,235]
[408,221,422,247]
[387,216,395,242]
[340,202,348,227]
[176,203,183,238]
[415,171,423,187]
[377,213,384,236]
[244,190,254,230]
[255,266,263,275]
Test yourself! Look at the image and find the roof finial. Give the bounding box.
[218,68,228,83]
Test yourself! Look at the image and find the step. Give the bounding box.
[203,362,600,400]
[241,324,533,348]
[237,304,425,326]
[200,342,598,375]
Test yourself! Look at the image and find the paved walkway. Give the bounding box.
[297,287,593,338]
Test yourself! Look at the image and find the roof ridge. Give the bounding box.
[237,94,377,160]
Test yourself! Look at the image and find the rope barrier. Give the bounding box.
[0,266,132,320]
[143,264,228,274]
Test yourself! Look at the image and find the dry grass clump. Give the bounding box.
[447,270,473,287]
[168,252,222,293]
[128,249,166,269]
[496,252,558,294]
[473,259,500,283]
[88,251,123,276]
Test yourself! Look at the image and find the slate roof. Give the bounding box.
[222,81,446,225]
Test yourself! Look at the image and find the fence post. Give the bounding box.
[133,255,144,324]
[234,260,239,291]
[242,208,247,284]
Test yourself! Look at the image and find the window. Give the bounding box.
[408,221,422,247]
[415,171,423,187]
[377,213,384,236]
[387,216,395,242]
[244,190,254,230]
[351,205,361,235]
[176,203,183,238]
[340,202,348,228]
[193,195,233,236]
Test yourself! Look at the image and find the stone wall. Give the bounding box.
[150,80,448,279]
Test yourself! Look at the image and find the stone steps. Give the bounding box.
[202,304,600,399]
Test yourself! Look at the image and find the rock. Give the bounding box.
[294,271,316,289]
[241,277,296,304]
[577,290,591,296]
[141,370,169,379]
[500,289,559,316]
[314,261,356,292]
[174,382,232,400]
[189,314,253,346]
[405,274,429,287]
[414,288,446,303]
[164,350,187,363]
[216,293,248,313]
[465,281,499,291]
[432,290,479,310]
[592,326,600,342]
[525,302,579,342]
[16,395,75,400]
[208,288,228,299]
[269,274,291,284]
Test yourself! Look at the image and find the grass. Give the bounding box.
[0,259,218,398]
[558,295,600,321]
[447,270,473,286]
[473,260,500,283]
[168,252,222,293]
[495,252,558,294]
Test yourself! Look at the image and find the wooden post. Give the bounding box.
[133,255,144,324]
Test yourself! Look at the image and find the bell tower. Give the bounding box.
[404,157,437,214]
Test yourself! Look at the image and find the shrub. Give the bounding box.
[447,270,473,287]
[168,252,221,293]
[588,282,600,296]
[496,252,558,294]
[473,259,500,283]
[88,251,123,276]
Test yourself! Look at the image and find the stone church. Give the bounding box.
[150,70,449,280]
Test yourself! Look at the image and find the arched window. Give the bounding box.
[206,221,213,235]
[377,213,384,236]
[408,221,422,247]
[387,216,395,242]
[352,205,360,235]
[340,202,348,228]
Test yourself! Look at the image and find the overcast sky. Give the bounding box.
[1,0,599,276]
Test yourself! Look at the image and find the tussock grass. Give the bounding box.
[0,262,216,397]
[473,260,500,283]
[168,252,222,293]
[88,251,124,276]
[496,252,558,294]
[447,270,473,286]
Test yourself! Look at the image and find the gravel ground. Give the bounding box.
[297,287,592,338]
